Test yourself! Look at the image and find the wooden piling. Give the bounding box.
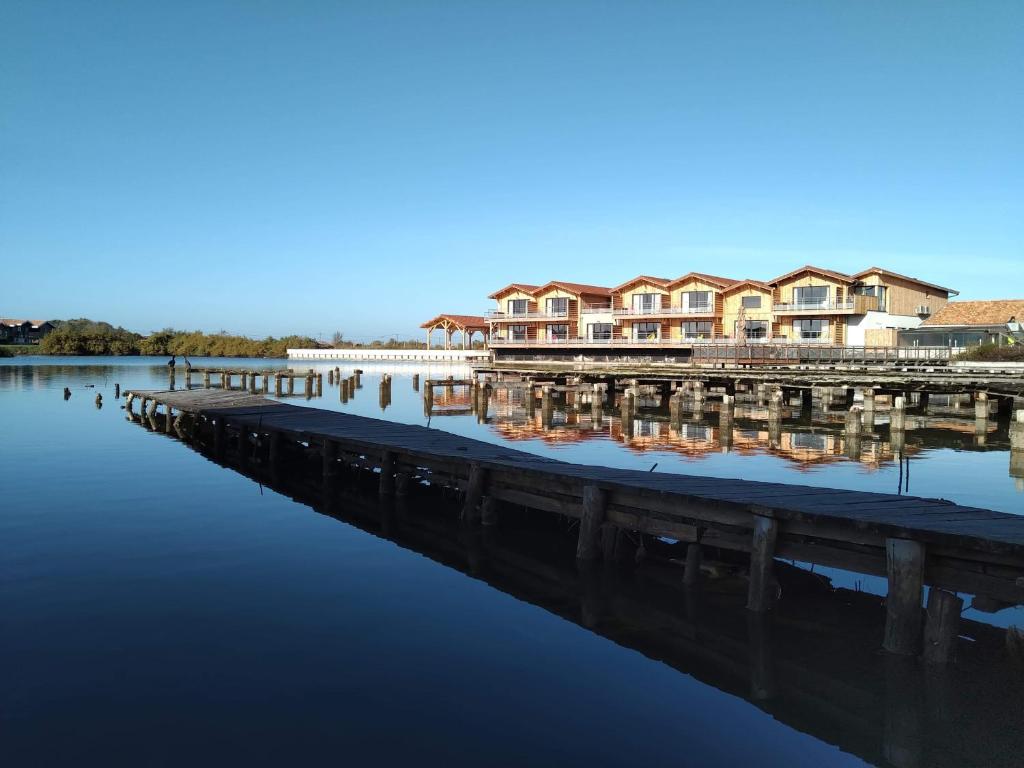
[395,472,411,497]
[412,373,419,391]
[481,496,498,526]
[576,485,607,562]
[322,439,338,482]
[747,512,778,612]
[683,543,702,587]
[287,376,294,395]
[883,539,925,655]
[316,373,323,397]
[975,391,989,421]
[462,463,487,523]
[891,396,907,432]
[379,450,395,495]
[922,588,963,664]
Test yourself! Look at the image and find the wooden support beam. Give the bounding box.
[576,485,607,562]
[922,588,963,664]
[747,512,778,612]
[379,450,395,496]
[883,538,925,655]
[481,496,498,526]
[462,463,487,524]
[683,542,702,588]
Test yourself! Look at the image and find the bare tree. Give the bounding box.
[331,330,344,348]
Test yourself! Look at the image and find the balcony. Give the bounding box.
[485,309,571,321]
[612,305,716,318]
[772,295,879,315]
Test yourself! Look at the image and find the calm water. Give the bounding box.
[3,356,1022,766]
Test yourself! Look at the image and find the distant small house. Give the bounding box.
[898,300,1024,347]
[0,319,56,344]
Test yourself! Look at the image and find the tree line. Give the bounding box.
[37,319,318,358]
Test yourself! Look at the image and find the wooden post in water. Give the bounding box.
[240,371,248,390]
[576,485,607,562]
[747,511,778,612]
[164,405,174,433]
[287,375,294,395]
[462,463,487,524]
[394,472,411,497]
[883,538,925,655]
[304,373,313,399]
[922,588,963,664]
[262,373,269,392]
[268,430,282,465]
[481,496,498,526]
[274,373,283,396]
[203,371,211,388]
[316,373,323,397]
[590,383,603,427]
[412,373,419,391]
[322,439,338,483]
[328,369,334,385]
[975,391,989,421]
[379,450,395,495]
[891,396,907,432]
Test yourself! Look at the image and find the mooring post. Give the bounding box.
[462,463,487,524]
[590,383,603,427]
[379,450,395,496]
[922,588,963,664]
[883,538,925,655]
[354,369,362,388]
[576,485,607,562]
[340,378,349,403]
[412,373,419,391]
[747,612,777,701]
[164,405,174,434]
[240,371,248,390]
[316,373,323,397]
[287,375,294,395]
[125,392,135,419]
[394,472,411,497]
[262,373,269,392]
[248,373,256,394]
[747,510,778,612]
[481,496,498,526]
[845,405,863,436]
[1011,410,1024,451]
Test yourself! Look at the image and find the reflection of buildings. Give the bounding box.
[483,399,1004,473]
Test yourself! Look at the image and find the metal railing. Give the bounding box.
[612,305,716,317]
[485,310,570,321]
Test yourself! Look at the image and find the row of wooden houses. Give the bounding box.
[483,265,958,348]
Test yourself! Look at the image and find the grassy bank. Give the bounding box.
[0,345,41,357]
[958,343,1024,362]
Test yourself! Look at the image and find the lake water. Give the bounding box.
[3,356,1022,766]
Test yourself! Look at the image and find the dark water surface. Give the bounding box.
[3,357,1022,767]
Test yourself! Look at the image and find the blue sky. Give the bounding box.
[2,1,1021,341]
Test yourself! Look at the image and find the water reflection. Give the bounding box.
[148,416,1024,768]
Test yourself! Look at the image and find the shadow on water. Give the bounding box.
[132,405,1024,768]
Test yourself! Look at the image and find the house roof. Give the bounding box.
[720,279,774,293]
[666,271,739,289]
[487,283,541,300]
[610,275,672,292]
[2,319,51,328]
[420,314,489,330]
[531,281,612,297]
[920,300,1024,328]
[769,265,853,285]
[850,267,958,296]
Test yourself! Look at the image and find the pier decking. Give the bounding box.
[124,387,1024,658]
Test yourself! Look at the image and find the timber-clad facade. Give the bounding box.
[486,266,958,351]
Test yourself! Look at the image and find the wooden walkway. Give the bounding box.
[124,387,1024,657]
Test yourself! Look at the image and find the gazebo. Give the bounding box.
[421,314,489,350]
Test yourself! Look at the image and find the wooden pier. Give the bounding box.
[124,387,1024,658]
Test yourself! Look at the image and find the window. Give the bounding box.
[632,293,662,313]
[793,285,829,308]
[633,322,661,341]
[683,291,712,312]
[546,297,569,317]
[741,320,768,339]
[510,325,528,342]
[508,299,528,316]
[741,295,762,309]
[588,323,613,341]
[682,321,713,340]
[794,319,826,339]
[547,324,569,342]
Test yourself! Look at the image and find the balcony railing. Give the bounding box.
[773,296,879,314]
[580,304,614,314]
[485,309,570,321]
[613,305,716,317]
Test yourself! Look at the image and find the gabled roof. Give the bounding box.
[666,272,739,289]
[851,267,958,296]
[488,283,540,300]
[532,280,612,297]
[769,265,853,285]
[720,279,774,293]
[920,300,1024,328]
[0,318,32,327]
[420,314,488,330]
[610,275,672,293]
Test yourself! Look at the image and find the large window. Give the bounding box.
[682,291,712,312]
[682,320,713,340]
[508,299,528,316]
[741,295,762,309]
[632,293,662,313]
[587,322,613,341]
[742,320,768,339]
[510,325,528,342]
[794,318,826,340]
[793,285,829,308]
[546,297,569,317]
[546,324,569,342]
[633,322,661,341]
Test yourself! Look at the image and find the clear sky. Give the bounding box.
[2,1,1021,341]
